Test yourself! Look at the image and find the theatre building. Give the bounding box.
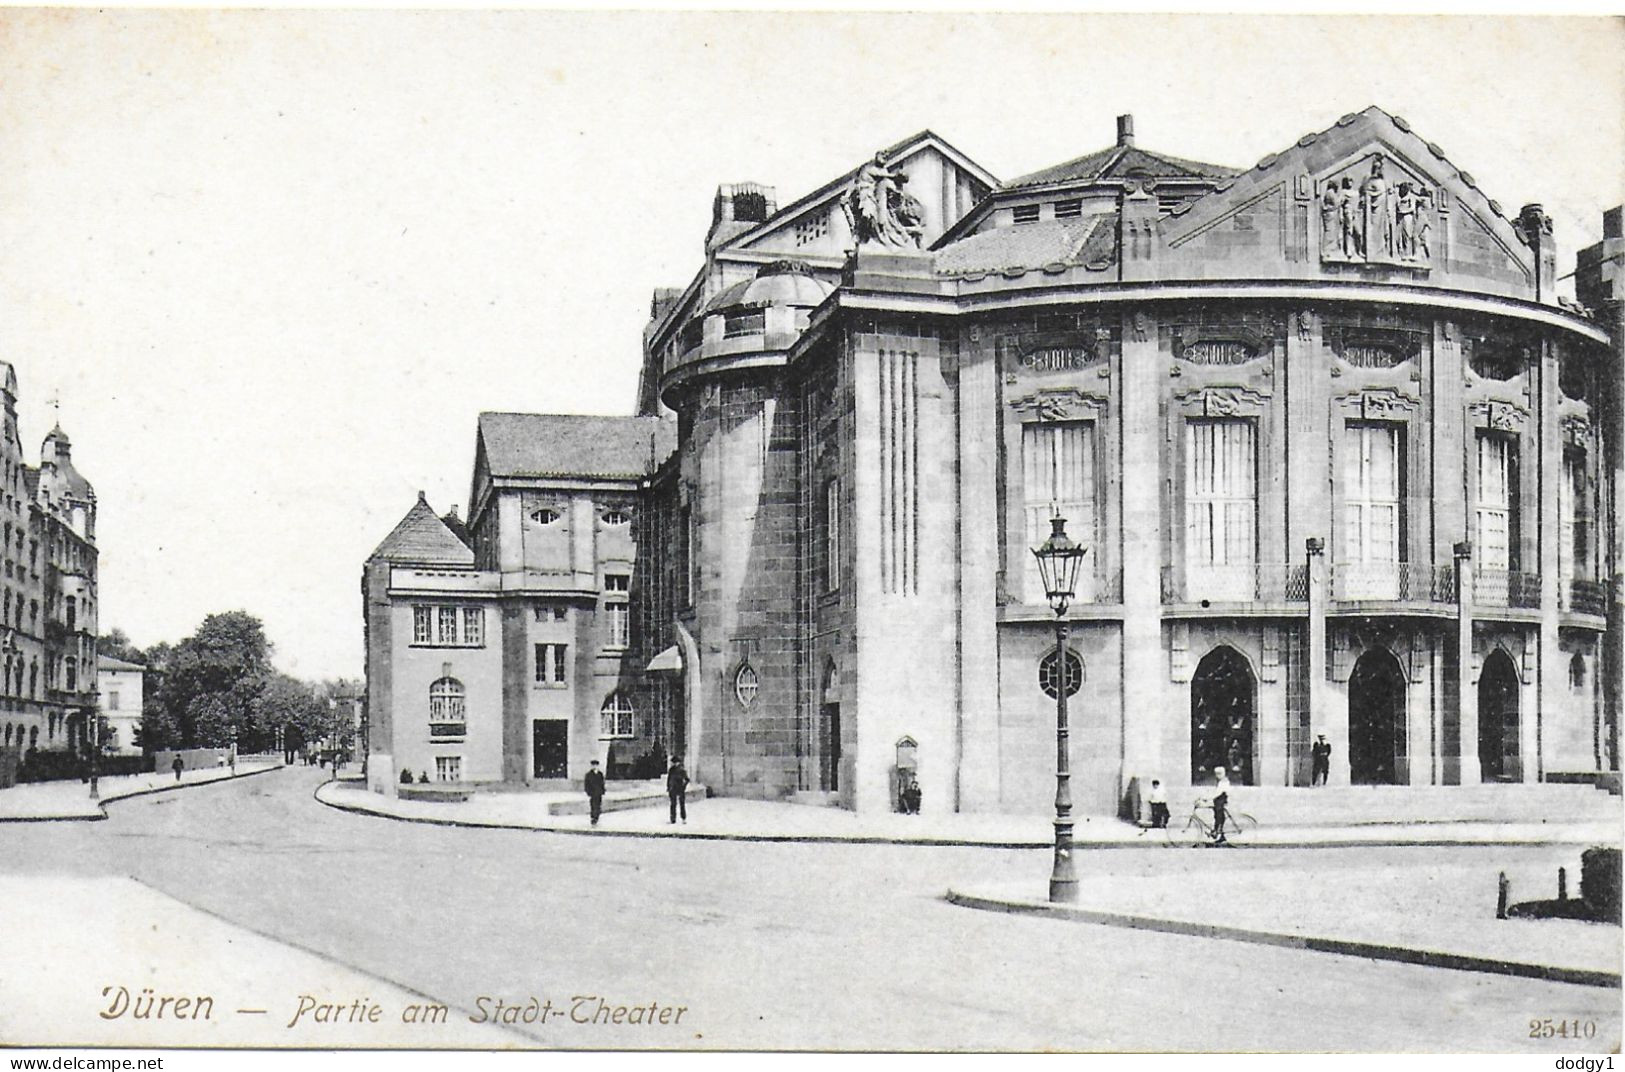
[364,106,1621,818]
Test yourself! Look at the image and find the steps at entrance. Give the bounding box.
[548,782,706,817]
[787,790,843,808]
[1204,783,1622,827]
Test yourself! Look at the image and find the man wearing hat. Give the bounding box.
[1311,734,1332,786]
[584,760,606,826]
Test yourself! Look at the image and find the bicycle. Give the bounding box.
[1159,798,1257,847]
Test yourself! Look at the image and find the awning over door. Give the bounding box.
[646,645,683,673]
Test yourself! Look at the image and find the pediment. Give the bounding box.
[1159,108,1536,297]
[729,135,996,260]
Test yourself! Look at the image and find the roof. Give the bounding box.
[935,215,1117,276]
[98,656,146,672]
[720,128,1001,254]
[1004,144,1236,191]
[478,413,675,481]
[368,492,476,566]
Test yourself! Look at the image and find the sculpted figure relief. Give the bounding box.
[845,152,926,249]
[1320,156,1433,267]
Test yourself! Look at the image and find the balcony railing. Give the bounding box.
[1161,563,1308,604]
[1011,567,1123,607]
[1562,578,1611,617]
[1331,563,1456,603]
[1473,570,1542,609]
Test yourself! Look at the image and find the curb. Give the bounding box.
[0,763,286,823]
[944,888,1623,990]
[310,784,1613,851]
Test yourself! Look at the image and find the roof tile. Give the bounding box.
[478,413,675,481]
[369,494,475,566]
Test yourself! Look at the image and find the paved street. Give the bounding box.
[3,766,1619,1052]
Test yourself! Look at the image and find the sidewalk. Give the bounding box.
[948,864,1623,991]
[315,778,1621,849]
[0,873,526,1047]
[0,758,283,820]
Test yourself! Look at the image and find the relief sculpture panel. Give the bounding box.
[1318,153,1435,269]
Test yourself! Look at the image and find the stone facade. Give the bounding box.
[0,363,99,764]
[361,415,675,796]
[366,109,1622,816]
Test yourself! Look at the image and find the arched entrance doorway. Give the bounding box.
[1349,650,1407,785]
[1478,650,1522,782]
[1190,646,1255,785]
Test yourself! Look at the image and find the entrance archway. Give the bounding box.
[1349,650,1407,785]
[1190,646,1255,785]
[1478,650,1522,782]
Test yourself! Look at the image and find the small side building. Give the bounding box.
[361,413,673,796]
[96,656,144,756]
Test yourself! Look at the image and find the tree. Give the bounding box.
[154,611,273,748]
[254,674,326,759]
[97,628,146,665]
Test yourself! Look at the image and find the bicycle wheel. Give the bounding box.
[1164,815,1204,848]
[1224,812,1258,844]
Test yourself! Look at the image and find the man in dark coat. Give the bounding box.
[667,758,689,824]
[1311,735,1332,786]
[584,760,606,826]
[171,754,184,783]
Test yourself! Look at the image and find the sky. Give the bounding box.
[0,11,1619,680]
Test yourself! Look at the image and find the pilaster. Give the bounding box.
[956,326,1000,810]
[1456,546,1482,784]
[1537,337,1563,783]
[1120,310,1164,817]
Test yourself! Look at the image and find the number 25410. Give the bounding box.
[1529,1019,1598,1040]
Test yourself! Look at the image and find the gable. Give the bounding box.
[1156,108,1537,300]
[729,136,996,261]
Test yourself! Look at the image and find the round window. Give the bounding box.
[1038,648,1083,699]
[734,664,759,708]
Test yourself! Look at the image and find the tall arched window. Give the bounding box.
[600,692,635,738]
[428,677,466,737]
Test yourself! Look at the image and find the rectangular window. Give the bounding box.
[534,643,568,686]
[723,310,765,338]
[1185,419,1256,599]
[1341,423,1404,599]
[1560,452,1588,585]
[435,756,462,783]
[534,605,567,623]
[1475,433,1517,572]
[413,606,432,644]
[604,573,630,593]
[1054,199,1083,219]
[606,603,630,648]
[109,691,120,711]
[1022,421,1095,603]
[436,607,458,645]
[824,478,841,592]
[461,607,484,646]
[1012,204,1040,224]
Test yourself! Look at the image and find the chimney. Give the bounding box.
[706,182,778,251]
[1116,114,1135,148]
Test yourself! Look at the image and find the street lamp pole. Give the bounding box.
[1050,612,1075,903]
[88,707,99,800]
[1031,515,1087,905]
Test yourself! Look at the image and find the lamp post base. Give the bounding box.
[1048,826,1079,904]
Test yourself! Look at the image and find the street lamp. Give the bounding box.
[1031,515,1088,904]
